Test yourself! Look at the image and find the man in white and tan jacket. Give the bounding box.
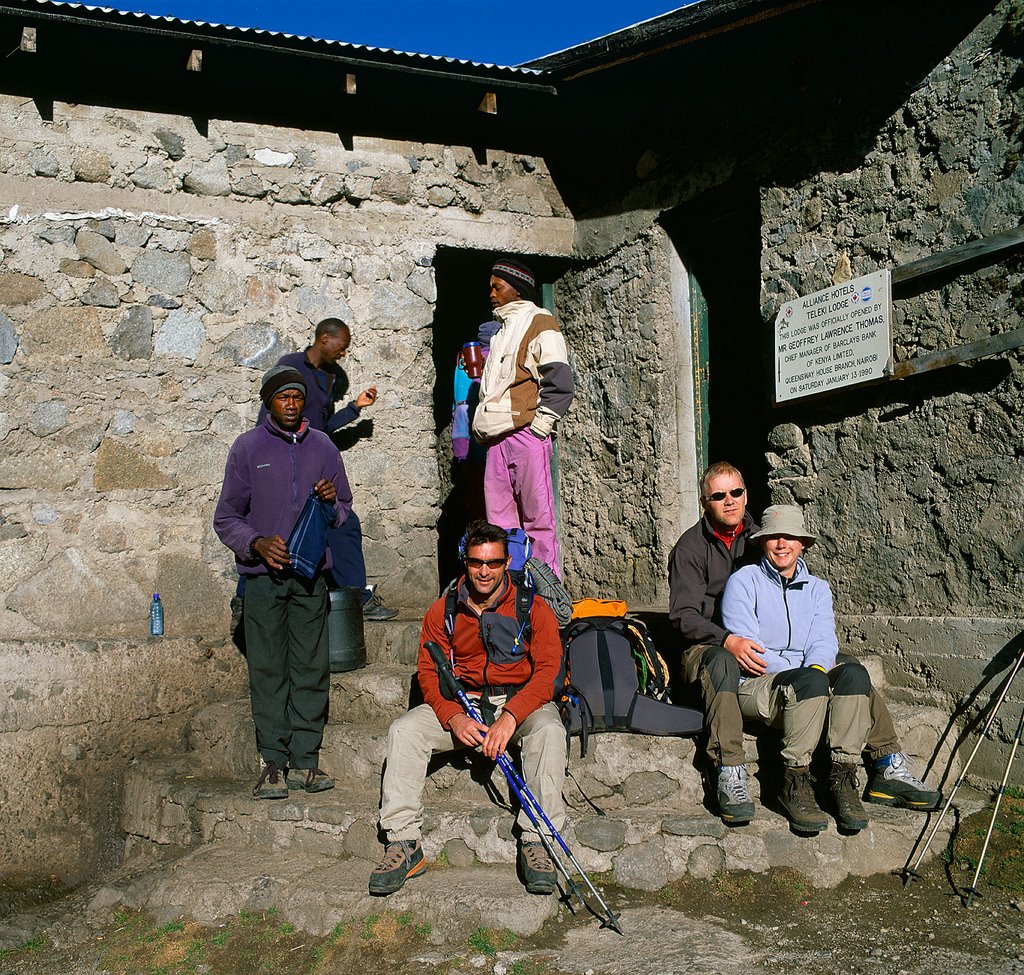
[472,257,574,576]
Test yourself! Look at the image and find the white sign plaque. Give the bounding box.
[774,269,893,402]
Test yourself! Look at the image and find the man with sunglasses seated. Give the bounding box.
[669,463,940,827]
[370,519,566,897]
[668,462,763,825]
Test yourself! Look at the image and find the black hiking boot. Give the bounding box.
[779,765,829,832]
[368,841,425,896]
[518,841,557,895]
[830,763,869,831]
[362,588,399,622]
[867,752,941,811]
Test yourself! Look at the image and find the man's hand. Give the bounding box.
[724,633,768,676]
[354,386,378,409]
[253,534,290,571]
[313,478,336,502]
[449,712,489,748]
[481,711,517,760]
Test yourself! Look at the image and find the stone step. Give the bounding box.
[186,692,711,808]
[184,688,958,818]
[119,756,965,894]
[95,842,560,939]
[361,618,423,666]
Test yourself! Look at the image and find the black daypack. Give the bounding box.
[560,616,703,756]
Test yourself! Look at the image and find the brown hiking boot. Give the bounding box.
[779,766,828,832]
[368,841,425,896]
[518,841,557,895]
[830,763,869,831]
[252,760,288,800]
[298,768,335,793]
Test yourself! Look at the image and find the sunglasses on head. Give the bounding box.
[706,487,746,502]
[465,557,508,569]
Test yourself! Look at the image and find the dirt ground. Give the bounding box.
[2,802,1023,975]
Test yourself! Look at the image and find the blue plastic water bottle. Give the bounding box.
[150,593,164,636]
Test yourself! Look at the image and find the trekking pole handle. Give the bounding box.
[425,641,486,723]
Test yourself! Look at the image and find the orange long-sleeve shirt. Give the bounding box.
[417,575,563,730]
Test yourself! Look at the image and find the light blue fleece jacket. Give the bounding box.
[720,556,839,676]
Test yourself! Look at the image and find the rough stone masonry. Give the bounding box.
[0,96,573,640]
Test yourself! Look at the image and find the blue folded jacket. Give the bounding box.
[287,489,335,579]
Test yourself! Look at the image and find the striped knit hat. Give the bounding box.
[491,257,538,304]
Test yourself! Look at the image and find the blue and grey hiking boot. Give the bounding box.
[368,840,425,895]
[717,764,755,823]
[518,841,557,895]
[867,752,940,811]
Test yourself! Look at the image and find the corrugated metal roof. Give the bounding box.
[519,3,697,68]
[14,0,547,77]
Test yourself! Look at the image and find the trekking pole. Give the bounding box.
[425,641,623,934]
[963,701,1024,907]
[901,639,1024,887]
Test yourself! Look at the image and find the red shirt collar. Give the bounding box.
[710,520,744,550]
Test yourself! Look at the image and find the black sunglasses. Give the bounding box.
[465,557,508,569]
[706,487,746,502]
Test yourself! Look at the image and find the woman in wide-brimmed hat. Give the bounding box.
[720,505,940,835]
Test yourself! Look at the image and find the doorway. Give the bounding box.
[430,248,569,588]
[663,183,771,512]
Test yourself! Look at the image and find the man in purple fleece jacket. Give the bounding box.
[215,365,353,800]
[256,317,397,622]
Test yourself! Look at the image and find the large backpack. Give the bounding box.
[560,612,703,756]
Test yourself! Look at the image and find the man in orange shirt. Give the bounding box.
[370,520,566,896]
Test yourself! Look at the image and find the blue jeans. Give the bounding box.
[328,508,368,597]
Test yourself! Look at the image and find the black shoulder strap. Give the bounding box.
[443,578,459,639]
[515,581,535,641]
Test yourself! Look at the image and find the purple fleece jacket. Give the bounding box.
[213,414,353,576]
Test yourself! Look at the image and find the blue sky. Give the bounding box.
[110,1,692,65]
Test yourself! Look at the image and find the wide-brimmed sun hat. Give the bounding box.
[749,505,816,547]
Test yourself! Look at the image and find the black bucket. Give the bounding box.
[328,587,366,672]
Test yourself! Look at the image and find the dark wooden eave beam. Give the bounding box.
[892,224,1024,287]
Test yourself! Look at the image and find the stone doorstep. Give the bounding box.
[97,846,560,939]
[118,759,955,893]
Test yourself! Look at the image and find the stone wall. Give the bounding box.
[541,2,1023,784]
[0,636,246,884]
[758,7,1024,777]
[0,95,573,638]
[557,227,695,603]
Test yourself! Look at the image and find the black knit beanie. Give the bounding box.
[260,365,306,406]
[491,257,538,304]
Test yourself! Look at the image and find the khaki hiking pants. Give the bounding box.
[738,662,878,767]
[685,644,901,768]
[379,701,566,843]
